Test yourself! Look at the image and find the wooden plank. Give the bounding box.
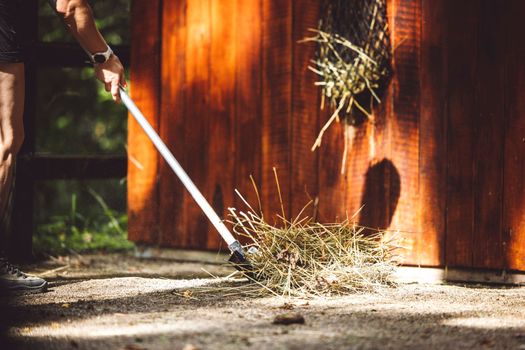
[472,0,505,269]
[317,111,347,222]
[317,4,382,224]
[261,0,292,225]
[418,0,447,266]
[348,119,376,226]
[127,0,161,244]
[299,0,341,223]
[290,0,320,219]
[389,0,421,264]
[357,0,395,232]
[180,0,212,249]
[159,0,188,248]
[207,0,237,249]
[445,0,478,268]
[234,0,263,221]
[503,0,525,272]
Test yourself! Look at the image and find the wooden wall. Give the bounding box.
[128,0,525,272]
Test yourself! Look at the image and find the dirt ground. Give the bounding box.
[1,252,524,350]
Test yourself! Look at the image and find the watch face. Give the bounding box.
[94,54,106,64]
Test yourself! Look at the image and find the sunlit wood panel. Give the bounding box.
[159,0,188,248]
[504,0,525,272]
[127,0,161,244]
[207,0,237,249]
[389,0,422,264]
[234,0,263,219]
[418,0,446,266]
[290,0,320,219]
[127,0,525,272]
[261,0,293,225]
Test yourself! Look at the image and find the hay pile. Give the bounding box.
[228,181,398,297]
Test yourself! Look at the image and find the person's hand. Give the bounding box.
[94,54,126,103]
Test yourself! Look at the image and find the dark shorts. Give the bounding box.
[0,0,23,63]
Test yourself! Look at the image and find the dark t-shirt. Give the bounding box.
[0,0,23,62]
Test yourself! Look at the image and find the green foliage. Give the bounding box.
[36,67,128,155]
[33,0,132,254]
[33,213,133,255]
[33,180,133,255]
[36,0,131,155]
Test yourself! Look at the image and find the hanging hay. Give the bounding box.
[227,174,399,297]
[302,0,392,171]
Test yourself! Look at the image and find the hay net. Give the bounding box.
[309,0,392,126]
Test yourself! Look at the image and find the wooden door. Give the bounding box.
[127,0,525,272]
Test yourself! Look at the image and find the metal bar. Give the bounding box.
[17,154,127,180]
[120,89,239,248]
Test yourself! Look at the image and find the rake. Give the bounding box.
[46,0,251,273]
[120,88,251,271]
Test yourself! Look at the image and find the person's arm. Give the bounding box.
[52,0,126,102]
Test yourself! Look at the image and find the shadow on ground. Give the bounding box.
[1,253,524,350]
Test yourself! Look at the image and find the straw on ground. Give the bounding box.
[227,173,399,297]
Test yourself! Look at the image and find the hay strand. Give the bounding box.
[228,186,399,297]
[303,0,392,173]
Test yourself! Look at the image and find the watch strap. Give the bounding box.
[90,46,113,64]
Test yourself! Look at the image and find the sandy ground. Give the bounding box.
[1,252,525,350]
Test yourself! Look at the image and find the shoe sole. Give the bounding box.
[1,281,48,295]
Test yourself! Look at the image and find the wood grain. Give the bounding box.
[418,0,447,266]
[290,0,320,220]
[445,0,478,268]
[261,0,293,225]
[357,0,396,234]
[128,0,161,244]
[317,109,347,222]
[503,0,525,271]
[126,0,525,272]
[207,0,237,249]
[473,0,505,268]
[159,0,188,248]
[234,0,263,221]
[389,0,421,264]
[348,118,375,226]
[182,0,212,249]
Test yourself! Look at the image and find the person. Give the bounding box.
[0,0,125,293]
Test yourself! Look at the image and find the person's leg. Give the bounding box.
[0,62,47,293]
[0,62,24,221]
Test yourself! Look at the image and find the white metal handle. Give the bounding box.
[120,88,237,247]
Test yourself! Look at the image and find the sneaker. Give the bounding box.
[0,258,47,294]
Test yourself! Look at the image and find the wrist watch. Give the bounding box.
[90,46,113,64]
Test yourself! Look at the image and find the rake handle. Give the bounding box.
[120,87,238,248]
